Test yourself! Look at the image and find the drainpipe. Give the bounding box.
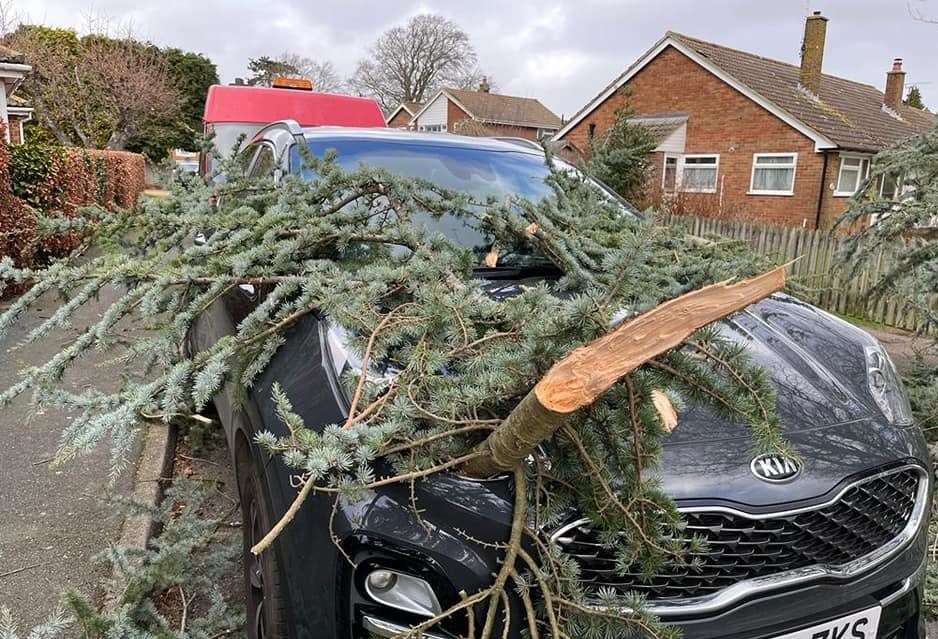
[719,175,725,214]
[813,151,829,230]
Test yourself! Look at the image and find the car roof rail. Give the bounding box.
[490,137,544,151]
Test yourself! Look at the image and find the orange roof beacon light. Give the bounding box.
[271,76,314,91]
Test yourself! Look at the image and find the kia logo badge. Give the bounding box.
[750,453,801,483]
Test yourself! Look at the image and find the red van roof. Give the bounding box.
[203,85,386,128]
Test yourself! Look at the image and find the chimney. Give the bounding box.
[478,76,490,93]
[884,58,905,112]
[799,11,828,95]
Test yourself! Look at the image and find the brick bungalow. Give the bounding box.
[386,101,424,128]
[407,79,561,140]
[552,13,935,229]
[0,45,32,145]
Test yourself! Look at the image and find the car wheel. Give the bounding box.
[238,443,289,639]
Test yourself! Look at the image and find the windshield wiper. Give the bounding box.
[472,263,560,279]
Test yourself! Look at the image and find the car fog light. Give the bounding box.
[363,568,442,617]
[367,569,397,592]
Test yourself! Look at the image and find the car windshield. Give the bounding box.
[290,137,631,265]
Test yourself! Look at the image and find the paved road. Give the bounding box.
[0,288,141,629]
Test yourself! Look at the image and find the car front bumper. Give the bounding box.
[669,526,928,639]
[351,513,928,639]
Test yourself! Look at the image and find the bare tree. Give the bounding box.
[278,52,344,92]
[83,37,181,149]
[0,0,18,36]
[5,26,181,150]
[349,14,483,112]
[908,0,938,23]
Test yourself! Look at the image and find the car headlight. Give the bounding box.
[323,321,398,403]
[865,345,912,425]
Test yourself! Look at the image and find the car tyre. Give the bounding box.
[238,442,289,639]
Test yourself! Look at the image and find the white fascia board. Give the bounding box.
[0,62,31,74]
[385,104,405,124]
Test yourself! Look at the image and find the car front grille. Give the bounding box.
[553,466,923,604]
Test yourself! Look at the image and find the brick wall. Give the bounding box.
[560,45,852,229]
[387,109,412,128]
[8,117,22,145]
[816,151,870,231]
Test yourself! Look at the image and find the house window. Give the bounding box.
[680,155,719,193]
[834,155,871,196]
[662,155,678,193]
[749,153,797,195]
[419,124,445,132]
[870,172,907,225]
[588,123,596,139]
[879,172,901,200]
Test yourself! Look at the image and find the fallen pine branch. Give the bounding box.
[462,265,787,478]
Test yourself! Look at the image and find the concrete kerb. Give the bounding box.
[103,420,177,611]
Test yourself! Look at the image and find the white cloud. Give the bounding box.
[521,49,590,83]
[7,0,938,114]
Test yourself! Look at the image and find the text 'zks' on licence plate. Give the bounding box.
[771,607,881,639]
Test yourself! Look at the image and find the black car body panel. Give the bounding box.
[192,127,931,639]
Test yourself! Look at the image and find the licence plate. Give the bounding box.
[772,607,881,639]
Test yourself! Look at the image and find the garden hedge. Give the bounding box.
[0,128,146,285]
[0,124,35,275]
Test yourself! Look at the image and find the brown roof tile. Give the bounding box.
[669,32,935,152]
[445,88,561,129]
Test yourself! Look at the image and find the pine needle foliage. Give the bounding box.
[838,124,938,434]
[837,125,938,620]
[582,105,657,202]
[0,145,784,638]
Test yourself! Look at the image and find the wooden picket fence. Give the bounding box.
[660,213,931,332]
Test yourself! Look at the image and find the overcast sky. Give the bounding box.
[12,0,938,117]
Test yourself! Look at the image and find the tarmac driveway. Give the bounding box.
[0,287,141,630]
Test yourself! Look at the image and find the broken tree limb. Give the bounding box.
[461,265,787,478]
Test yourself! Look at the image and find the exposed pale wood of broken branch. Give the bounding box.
[651,389,678,433]
[462,265,786,477]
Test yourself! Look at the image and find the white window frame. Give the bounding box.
[662,153,679,193]
[679,154,719,193]
[833,154,871,197]
[536,128,557,140]
[748,152,798,196]
[877,171,905,200]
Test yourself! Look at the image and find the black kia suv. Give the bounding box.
[190,121,931,639]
